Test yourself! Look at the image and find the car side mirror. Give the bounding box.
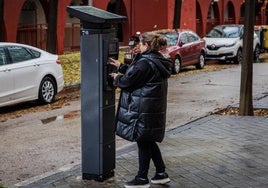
[179,41,185,46]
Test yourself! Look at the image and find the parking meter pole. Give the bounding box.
[66,6,126,182]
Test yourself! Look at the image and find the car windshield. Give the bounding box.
[205,26,241,38]
[159,32,178,46]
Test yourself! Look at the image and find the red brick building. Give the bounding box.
[1,0,267,54]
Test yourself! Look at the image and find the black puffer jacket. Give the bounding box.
[114,50,172,142]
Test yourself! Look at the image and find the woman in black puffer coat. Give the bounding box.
[110,31,172,188]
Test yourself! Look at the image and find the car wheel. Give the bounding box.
[38,77,56,104]
[173,57,181,74]
[196,53,205,69]
[234,48,242,64]
[254,45,260,62]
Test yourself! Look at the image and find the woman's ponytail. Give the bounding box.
[140,32,167,52]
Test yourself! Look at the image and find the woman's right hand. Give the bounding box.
[109,72,118,79]
[109,57,121,69]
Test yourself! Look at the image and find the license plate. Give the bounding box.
[207,51,218,55]
[128,41,134,46]
[125,54,132,59]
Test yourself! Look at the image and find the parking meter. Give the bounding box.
[67,6,126,181]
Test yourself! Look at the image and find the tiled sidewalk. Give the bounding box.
[17,112,268,188]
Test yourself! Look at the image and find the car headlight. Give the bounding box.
[225,42,236,47]
[162,54,171,59]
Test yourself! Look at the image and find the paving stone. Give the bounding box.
[17,96,268,188]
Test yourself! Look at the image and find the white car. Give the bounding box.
[203,24,260,64]
[0,42,64,107]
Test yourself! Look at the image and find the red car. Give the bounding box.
[124,29,206,74]
[157,29,206,74]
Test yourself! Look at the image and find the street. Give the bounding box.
[0,63,268,187]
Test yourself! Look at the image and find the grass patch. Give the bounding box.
[59,50,125,87]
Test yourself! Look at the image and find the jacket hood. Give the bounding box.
[139,50,172,79]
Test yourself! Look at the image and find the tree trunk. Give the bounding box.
[0,0,4,41]
[46,0,58,54]
[173,0,181,29]
[239,0,255,116]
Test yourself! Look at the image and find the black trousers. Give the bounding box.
[137,141,166,178]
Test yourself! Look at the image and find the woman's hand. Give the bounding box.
[109,72,118,79]
[109,57,121,69]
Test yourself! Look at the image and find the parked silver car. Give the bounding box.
[203,24,260,64]
[0,42,64,107]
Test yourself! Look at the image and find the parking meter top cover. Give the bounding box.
[66,6,127,24]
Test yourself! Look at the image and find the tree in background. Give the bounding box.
[106,0,123,41]
[0,0,4,41]
[46,0,58,54]
[173,0,182,29]
[255,0,264,17]
[239,0,255,116]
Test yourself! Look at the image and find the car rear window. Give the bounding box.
[0,48,7,65]
[188,32,199,42]
[7,46,37,63]
[29,49,41,58]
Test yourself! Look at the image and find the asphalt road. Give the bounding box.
[1,63,268,187]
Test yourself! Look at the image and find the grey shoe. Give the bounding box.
[124,176,150,188]
[151,172,170,184]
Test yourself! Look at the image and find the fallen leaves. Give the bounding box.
[59,50,125,87]
[60,52,81,86]
[215,107,268,117]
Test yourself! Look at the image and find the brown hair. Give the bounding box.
[140,32,167,52]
